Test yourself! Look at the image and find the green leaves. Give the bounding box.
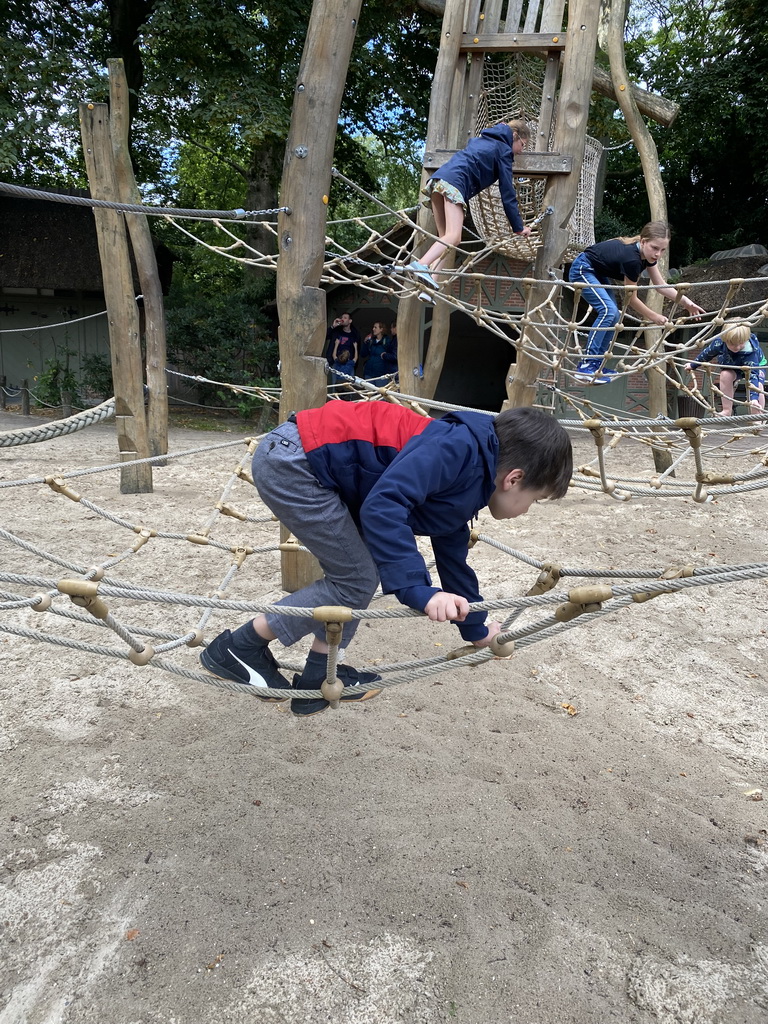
[601,0,768,261]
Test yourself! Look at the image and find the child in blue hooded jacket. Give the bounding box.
[410,120,532,294]
[200,401,572,718]
[685,319,766,416]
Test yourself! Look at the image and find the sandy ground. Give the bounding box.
[1,408,767,1024]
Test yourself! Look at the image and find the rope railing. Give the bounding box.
[0,181,289,220]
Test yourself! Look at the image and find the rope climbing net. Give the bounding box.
[4,178,766,416]
[3,345,768,502]
[2,405,768,703]
[160,368,768,504]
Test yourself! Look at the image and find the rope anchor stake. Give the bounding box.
[312,606,354,707]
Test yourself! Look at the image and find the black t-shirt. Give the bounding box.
[325,325,360,363]
[581,238,656,283]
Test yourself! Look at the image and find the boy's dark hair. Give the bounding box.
[493,407,572,498]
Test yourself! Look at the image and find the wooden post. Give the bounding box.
[603,0,673,474]
[504,0,601,410]
[21,380,29,416]
[0,376,5,410]
[275,0,362,589]
[398,0,466,399]
[80,102,153,493]
[108,58,169,459]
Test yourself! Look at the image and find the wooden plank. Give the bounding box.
[503,0,525,32]
[540,0,566,32]
[536,48,561,148]
[424,150,573,173]
[523,0,543,33]
[460,32,565,51]
[79,102,153,494]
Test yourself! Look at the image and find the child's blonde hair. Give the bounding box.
[720,319,752,349]
[618,220,671,245]
[506,119,530,142]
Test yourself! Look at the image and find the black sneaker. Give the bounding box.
[290,663,382,717]
[199,629,291,702]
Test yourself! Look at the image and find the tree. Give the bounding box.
[601,0,768,262]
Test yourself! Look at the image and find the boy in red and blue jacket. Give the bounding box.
[201,401,572,717]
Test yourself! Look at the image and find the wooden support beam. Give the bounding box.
[398,0,468,401]
[460,32,565,52]
[108,59,168,459]
[504,0,601,411]
[604,0,673,473]
[424,150,573,174]
[79,102,153,494]
[275,0,362,590]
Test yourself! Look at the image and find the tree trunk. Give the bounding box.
[244,137,283,281]
[602,0,673,474]
[80,101,153,493]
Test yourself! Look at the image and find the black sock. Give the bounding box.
[229,621,269,651]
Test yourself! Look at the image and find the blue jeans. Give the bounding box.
[251,422,379,649]
[330,361,356,399]
[569,254,619,357]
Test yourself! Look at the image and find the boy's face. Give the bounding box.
[512,135,527,155]
[725,339,746,353]
[488,468,550,520]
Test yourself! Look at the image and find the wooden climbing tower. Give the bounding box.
[398,0,602,408]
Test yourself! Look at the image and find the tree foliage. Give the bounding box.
[6,1,762,276]
[601,0,768,262]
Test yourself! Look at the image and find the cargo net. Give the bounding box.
[469,52,602,260]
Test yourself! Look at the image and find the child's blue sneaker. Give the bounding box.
[574,359,616,385]
[200,629,291,701]
[408,260,437,289]
[291,662,382,718]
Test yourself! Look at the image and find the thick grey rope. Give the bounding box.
[0,181,288,221]
[4,561,767,621]
[0,398,116,447]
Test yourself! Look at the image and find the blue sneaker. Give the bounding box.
[408,260,437,289]
[200,629,291,701]
[291,662,383,718]
[574,359,616,385]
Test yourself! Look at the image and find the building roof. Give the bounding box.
[0,189,174,294]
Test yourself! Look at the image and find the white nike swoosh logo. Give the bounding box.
[228,648,269,688]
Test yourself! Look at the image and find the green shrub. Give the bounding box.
[32,351,80,408]
[165,284,279,417]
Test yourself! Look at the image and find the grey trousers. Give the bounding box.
[251,421,380,649]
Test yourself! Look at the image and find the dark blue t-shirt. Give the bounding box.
[581,238,656,283]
